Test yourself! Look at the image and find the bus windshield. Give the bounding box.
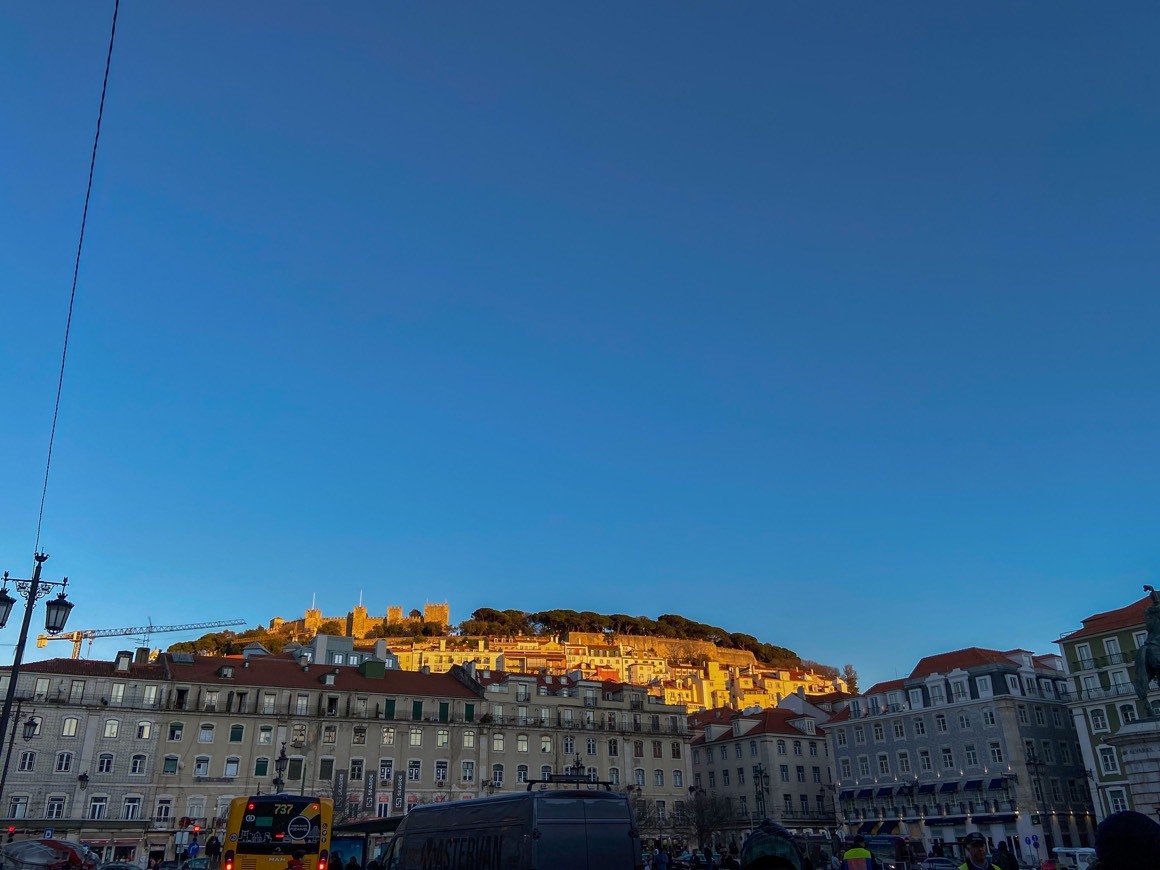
[238,797,325,854]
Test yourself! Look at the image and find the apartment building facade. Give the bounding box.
[0,640,691,861]
[690,706,836,850]
[1055,593,1159,821]
[827,648,1095,862]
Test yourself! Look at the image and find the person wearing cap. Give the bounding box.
[838,836,878,870]
[957,833,999,870]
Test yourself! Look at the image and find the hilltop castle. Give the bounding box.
[269,601,450,638]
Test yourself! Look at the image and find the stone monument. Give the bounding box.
[1106,586,1160,814]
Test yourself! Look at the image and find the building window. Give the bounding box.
[655,769,665,787]
[941,748,954,769]
[7,796,28,819]
[872,724,884,742]
[97,753,114,774]
[897,752,910,773]
[225,757,240,777]
[1108,788,1129,814]
[461,761,475,783]
[155,798,173,820]
[892,722,904,739]
[62,718,79,738]
[407,760,421,781]
[836,731,847,747]
[1091,709,1109,732]
[123,797,142,820]
[919,750,931,772]
[877,754,890,775]
[229,724,245,743]
[464,731,476,749]
[965,745,978,766]
[88,796,108,819]
[989,742,1004,764]
[437,729,450,748]
[381,727,395,746]
[353,727,367,745]
[635,769,645,787]
[857,757,870,777]
[778,739,788,754]
[168,722,183,741]
[198,724,214,743]
[323,725,337,745]
[674,769,684,787]
[1120,704,1139,724]
[935,715,947,733]
[46,797,65,819]
[136,721,152,740]
[55,752,73,773]
[350,759,364,781]
[409,728,422,747]
[781,764,791,781]
[1099,746,1119,775]
[163,756,178,775]
[491,764,504,786]
[17,751,35,772]
[379,759,393,782]
[982,709,995,727]
[913,718,926,736]
[493,733,505,752]
[194,757,210,776]
[103,719,119,739]
[840,759,851,779]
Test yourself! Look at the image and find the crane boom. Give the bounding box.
[36,618,248,659]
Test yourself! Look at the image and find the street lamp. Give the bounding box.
[753,764,770,821]
[272,742,288,793]
[0,553,74,808]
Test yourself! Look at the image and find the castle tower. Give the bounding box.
[387,606,403,625]
[424,602,450,629]
[304,608,322,633]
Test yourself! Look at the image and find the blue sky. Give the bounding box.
[2,3,1158,687]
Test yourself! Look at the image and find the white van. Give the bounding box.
[1051,848,1096,870]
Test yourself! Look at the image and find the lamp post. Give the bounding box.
[0,553,75,808]
[753,764,770,822]
[272,742,288,793]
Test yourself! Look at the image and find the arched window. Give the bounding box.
[130,754,147,775]
[229,724,245,743]
[634,768,645,786]
[194,756,210,776]
[136,722,152,740]
[224,756,240,777]
[654,769,665,786]
[563,736,575,754]
[103,720,120,739]
[254,757,269,777]
[61,718,79,738]
[609,767,620,785]
[97,753,114,774]
[517,734,529,752]
[1120,704,1138,724]
[673,769,684,787]
[516,765,529,783]
[540,765,552,780]
[777,740,786,755]
[198,723,214,743]
[491,764,504,786]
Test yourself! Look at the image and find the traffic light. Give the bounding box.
[7,825,15,843]
[193,825,201,835]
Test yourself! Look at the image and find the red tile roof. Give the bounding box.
[692,707,825,745]
[1058,596,1151,643]
[10,658,167,680]
[863,678,906,696]
[153,653,482,698]
[908,647,1024,680]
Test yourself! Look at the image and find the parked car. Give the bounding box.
[180,859,211,870]
[921,860,957,870]
[99,863,140,870]
[157,862,179,870]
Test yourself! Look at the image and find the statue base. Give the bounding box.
[1105,718,1160,812]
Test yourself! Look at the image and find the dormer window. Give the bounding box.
[217,666,234,679]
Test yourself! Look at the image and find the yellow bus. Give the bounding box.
[223,795,333,870]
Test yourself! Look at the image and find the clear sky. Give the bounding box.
[2,3,1158,687]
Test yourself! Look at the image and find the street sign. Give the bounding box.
[1024,838,1031,846]
[43,829,53,840]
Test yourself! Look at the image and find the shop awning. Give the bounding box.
[987,778,1007,791]
[925,816,967,827]
[839,790,854,801]
[963,780,984,791]
[971,814,1017,824]
[858,822,877,835]
[856,789,873,799]
[878,821,899,834]
[939,782,959,793]
[918,783,936,794]
[876,787,894,797]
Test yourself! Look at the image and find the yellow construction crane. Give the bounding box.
[36,618,248,659]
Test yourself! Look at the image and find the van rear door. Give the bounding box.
[534,793,638,870]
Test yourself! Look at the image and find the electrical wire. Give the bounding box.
[34,0,120,553]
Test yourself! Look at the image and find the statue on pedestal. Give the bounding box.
[1132,585,1160,713]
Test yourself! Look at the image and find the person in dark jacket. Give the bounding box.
[1095,810,1160,870]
